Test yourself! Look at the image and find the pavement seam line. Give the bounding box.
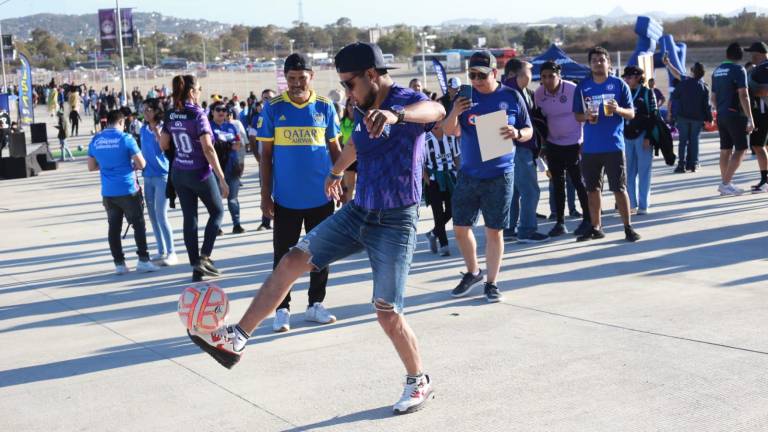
[16,283,298,428]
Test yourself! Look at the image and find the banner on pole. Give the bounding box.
[17,53,33,126]
[99,8,134,52]
[432,58,448,95]
[1,35,13,60]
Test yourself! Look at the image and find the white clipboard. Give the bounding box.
[475,110,513,162]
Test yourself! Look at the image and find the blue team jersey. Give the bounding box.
[140,123,169,178]
[256,91,340,209]
[88,127,141,197]
[573,76,633,153]
[712,61,748,118]
[211,121,241,177]
[352,85,432,210]
[458,84,531,179]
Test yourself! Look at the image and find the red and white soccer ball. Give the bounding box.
[178,283,229,332]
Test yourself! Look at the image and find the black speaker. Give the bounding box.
[9,132,25,157]
[0,157,28,179]
[30,123,47,144]
[36,153,57,170]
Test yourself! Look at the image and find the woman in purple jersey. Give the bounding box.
[160,75,230,282]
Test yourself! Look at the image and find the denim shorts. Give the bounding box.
[294,203,418,314]
[452,171,514,230]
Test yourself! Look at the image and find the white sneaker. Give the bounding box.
[161,253,178,266]
[273,308,291,333]
[728,183,744,195]
[393,374,434,415]
[136,260,159,273]
[305,303,337,324]
[717,183,731,195]
[115,263,130,275]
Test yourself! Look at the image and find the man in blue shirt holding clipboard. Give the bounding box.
[443,50,533,303]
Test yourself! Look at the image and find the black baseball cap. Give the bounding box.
[621,65,644,77]
[284,53,312,74]
[334,42,396,73]
[469,50,497,73]
[744,42,768,54]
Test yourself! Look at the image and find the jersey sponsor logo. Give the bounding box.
[174,121,182,127]
[275,126,326,146]
[168,112,190,120]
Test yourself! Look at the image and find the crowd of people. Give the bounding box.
[81,40,767,416]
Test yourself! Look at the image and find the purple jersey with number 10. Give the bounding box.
[162,102,213,172]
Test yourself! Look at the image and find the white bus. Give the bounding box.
[412,52,462,73]
[382,53,395,64]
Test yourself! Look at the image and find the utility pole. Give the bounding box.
[0,21,7,92]
[137,28,145,68]
[115,0,127,107]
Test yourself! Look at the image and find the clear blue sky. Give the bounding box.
[0,0,759,27]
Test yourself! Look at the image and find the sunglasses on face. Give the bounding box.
[214,107,228,112]
[340,71,366,91]
[468,71,488,80]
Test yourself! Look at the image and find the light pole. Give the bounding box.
[418,32,436,90]
[115,0,127,107]
[289,39,295,54]
[202,37,206,70]
[0,21,7,92]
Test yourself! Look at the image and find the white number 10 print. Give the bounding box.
[172,132,193,154]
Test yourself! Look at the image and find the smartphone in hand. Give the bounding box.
[458,84,472,101]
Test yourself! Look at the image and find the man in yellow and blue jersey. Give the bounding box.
[256,53,342,333]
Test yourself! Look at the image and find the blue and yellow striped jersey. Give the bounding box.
[256,91,341,209]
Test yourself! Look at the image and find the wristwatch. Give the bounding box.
[389,105,406,124]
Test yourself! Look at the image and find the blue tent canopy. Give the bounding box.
[531,44,591,81]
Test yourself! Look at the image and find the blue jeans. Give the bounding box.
[171,169,224,266]
[296,203,418,314]
[225,176,241,225]
[677,118,702,169]
[59,138,73,161]
[508,147,540,238]
[625,132,653,210]
[549,176,577,215]
[144,175,175,256]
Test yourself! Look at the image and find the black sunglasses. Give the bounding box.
[468,71,488,80]
[340,70,366,91]
[213,107,228,112]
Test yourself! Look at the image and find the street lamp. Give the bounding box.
[418,32,436,91]
[289,39,295,54]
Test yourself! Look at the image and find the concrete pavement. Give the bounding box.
[1,135,768,431]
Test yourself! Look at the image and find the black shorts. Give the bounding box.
[750,111,768,148]
[345,161,358,172]
[717,116,749,151]
[581,151,626,192]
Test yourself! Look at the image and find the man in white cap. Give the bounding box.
[438,77,461,114]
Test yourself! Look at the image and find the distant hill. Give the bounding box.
[0,12,231,41]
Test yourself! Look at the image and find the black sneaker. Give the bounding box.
[425,231,438,254]
[548,223,568,237]
[547,213,557,221]
[568,210,582,219]
[576,227,606,242]
[195,257,221,277]
[217,228,224,236]
[186,326,243,369]
[451,270,484,298]
[503,229,517,242]
[673,165,685,173]
[232,224,245,234]
[517,232,550,244]
[573,220,591,237]
[624,226,641,242]
[483,282,503,303]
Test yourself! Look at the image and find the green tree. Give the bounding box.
[595,18,604,31]
[376,27,416,57]
[522,28,547,51]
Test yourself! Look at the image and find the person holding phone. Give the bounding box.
[443,50,533,303]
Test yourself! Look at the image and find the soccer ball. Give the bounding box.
[178,283,229,333]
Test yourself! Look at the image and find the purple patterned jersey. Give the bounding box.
[162,102,213,172]
[352,85,432,210]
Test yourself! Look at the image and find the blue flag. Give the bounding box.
[18,52,33,126]
[432,58,448,95]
